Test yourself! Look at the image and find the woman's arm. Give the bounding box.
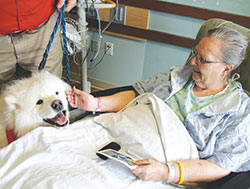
[99,90,138,112]
[179,159,230,183]
[132,158,230,184]
[66,86,138,112]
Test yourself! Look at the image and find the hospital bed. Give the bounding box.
[0,19,250,189]
[75,18,250,189]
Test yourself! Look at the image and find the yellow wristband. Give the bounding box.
[176,161,184,185]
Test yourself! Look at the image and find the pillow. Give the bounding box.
[94,93,199,162]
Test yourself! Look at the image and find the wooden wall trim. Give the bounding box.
[117,0,250,28]
[87,18,194,48]
[84,0,250,48]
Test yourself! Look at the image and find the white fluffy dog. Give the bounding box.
[0,71,71,143]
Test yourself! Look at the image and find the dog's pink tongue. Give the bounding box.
[56,116,67,125]
[52,112,67,125]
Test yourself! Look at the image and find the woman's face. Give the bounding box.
[190,36,230,91]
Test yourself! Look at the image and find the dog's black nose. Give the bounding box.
[51,100,63,111]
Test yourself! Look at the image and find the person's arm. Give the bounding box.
[131,158,230,184]
[56,0,77,12]
[98,90,138,112]
[66,86,138,112]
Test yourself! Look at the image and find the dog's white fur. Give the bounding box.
[0,71,71,138]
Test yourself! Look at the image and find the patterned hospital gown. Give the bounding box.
[133,66,250,172]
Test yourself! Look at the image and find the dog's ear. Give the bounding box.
[4,95,19,111]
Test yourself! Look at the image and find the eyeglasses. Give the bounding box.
[191,49,225,64]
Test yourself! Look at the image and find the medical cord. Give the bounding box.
[38,2,70,84]
[70,47,91,82]
[88,44,110,70]
[89,0,118,63]
[101,0,118,34]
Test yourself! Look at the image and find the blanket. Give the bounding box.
[0,93,198,189]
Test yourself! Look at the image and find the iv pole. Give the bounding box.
[77,0,116,92]
[77,0,89,92]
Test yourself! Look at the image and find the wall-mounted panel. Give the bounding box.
[96,5,150,41]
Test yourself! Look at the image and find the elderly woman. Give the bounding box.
[66,27,250,185]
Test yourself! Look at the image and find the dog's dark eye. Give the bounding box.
[55,92,59,95]
[36,99,43,105]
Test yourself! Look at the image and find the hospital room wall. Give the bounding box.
[87,34,146,86]
[87,0,250,87]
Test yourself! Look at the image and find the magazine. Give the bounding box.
[97,149,138,170]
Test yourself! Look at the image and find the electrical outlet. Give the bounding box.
[105,42,113,56]
[91,40,99,52]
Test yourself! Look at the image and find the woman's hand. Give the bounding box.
[57,0,77,12]
[131,159,168,181]
[66,86,98,111]
[132,158,231,184]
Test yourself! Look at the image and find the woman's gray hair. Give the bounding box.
[206,27,248,70]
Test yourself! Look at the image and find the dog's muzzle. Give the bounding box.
[51,99,63,112]
[43,100,69,127]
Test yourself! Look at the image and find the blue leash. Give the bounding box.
[38,2,71,84]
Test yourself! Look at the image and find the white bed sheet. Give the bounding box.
[0,93,198,189]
